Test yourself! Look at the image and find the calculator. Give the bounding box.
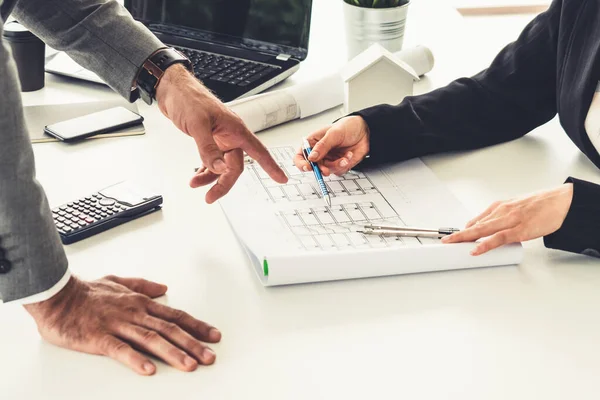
[51,181,163,244]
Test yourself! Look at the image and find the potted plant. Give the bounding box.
[343,0,411,59]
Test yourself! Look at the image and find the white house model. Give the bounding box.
[342,43,419,114]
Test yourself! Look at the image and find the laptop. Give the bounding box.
[124,0,313,102]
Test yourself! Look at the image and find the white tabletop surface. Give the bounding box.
[2,1,600,399]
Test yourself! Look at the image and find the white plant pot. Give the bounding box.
[343,1,410,60]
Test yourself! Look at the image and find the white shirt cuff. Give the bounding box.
[10,270,72,305]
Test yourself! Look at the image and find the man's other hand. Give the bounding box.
[24,275,221,375]
[156,64,287,204]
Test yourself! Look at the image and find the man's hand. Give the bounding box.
[24,275,221,376]
[294,116,370,176]
[442,183,574,255]
[156,65,287,203]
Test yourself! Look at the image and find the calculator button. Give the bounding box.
[56,223,65,229]
[66,207,74,213]
[114,204,121,208]
[78,220,87,226]
[94,194,102,199]
[99,198,116,206]
[70,217,79,223]
[59,205,68,211]
[100,212,108,218]
[112,207,120,212]
[70,223,79,230]
[85,217,95,224]
[72,211,80,216]
[84,200,91,205]
[84,205,91,210]
[85,196,93,201]
[57,216,66,222]
[52,208,60,214]
[58,211,66,217]
[62,227,72,233]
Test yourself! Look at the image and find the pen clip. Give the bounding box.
[302,149,309,163]
[301,139,310,163]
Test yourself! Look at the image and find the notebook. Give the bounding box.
[24,100,145,143]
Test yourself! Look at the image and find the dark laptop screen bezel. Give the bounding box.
[124,0,312,60]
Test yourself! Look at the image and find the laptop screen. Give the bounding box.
[125,0,312,59]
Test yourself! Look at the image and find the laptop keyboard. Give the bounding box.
[174,46,279,87]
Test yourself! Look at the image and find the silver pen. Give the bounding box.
[357,225,460,239]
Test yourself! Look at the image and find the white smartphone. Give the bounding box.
[44,106,143,142]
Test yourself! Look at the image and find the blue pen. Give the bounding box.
[302,137,332,206]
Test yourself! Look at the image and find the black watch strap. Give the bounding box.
[136,47,193,105]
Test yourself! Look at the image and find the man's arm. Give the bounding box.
[12,0,164,100]
[0,26,68,302]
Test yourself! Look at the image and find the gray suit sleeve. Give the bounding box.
[0,22,68,302]
[12,0,165,101]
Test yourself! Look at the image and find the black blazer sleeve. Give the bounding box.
[354,0,562,166]
[544,178,600,256]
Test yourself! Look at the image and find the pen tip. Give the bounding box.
[325,196,332,207]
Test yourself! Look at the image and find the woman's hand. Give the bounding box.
[294,116,370,176]
[442,183,574,255]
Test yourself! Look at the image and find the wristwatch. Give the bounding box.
[135,47,193,105]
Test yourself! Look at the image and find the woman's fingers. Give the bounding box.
[442,214,520,244]
[470,228,520,255]
[465,201,502,228]
[309,126,345,163]
[293,127,329,171]
[321,151,355,176]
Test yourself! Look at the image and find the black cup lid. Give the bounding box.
[3,21,35,38]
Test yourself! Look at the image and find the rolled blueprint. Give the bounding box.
[226,72,344,134]
[394,45,434,77]
[226,45,434,134]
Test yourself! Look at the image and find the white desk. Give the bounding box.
[2,1,600,399]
